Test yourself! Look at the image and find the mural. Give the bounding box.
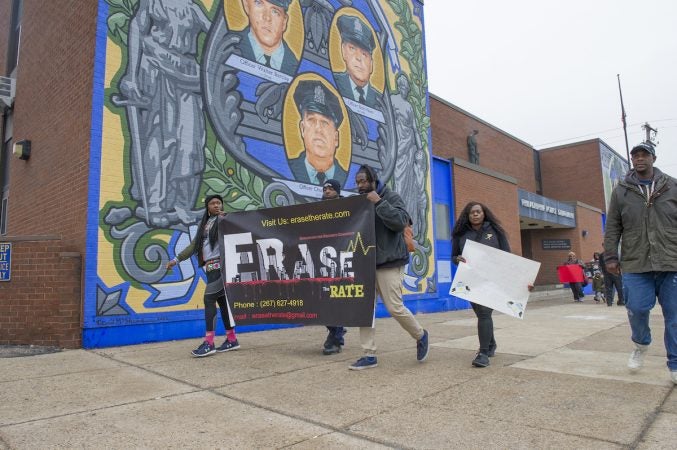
[87,0,433,345]
[599,143,628,211]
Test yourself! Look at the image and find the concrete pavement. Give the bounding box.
[1,290,675,449]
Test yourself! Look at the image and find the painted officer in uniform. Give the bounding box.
[333,15,382,108]
[236,0,299,76]
[287,80,348,186]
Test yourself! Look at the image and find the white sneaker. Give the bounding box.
[671,370,677,385]
[628,343,649,371]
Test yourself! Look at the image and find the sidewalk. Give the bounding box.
[1,291,675,449]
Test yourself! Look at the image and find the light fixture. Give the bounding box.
[582,229,588,237]
[13,140,31,160]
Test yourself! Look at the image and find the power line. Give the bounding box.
[536,120,677,147]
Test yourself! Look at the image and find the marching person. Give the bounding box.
[563,252,586,302]
[349,165,429,370]
[166,194,240,357]
[604,142,677,384]
[319,179,347,355]
[452,202,510,368]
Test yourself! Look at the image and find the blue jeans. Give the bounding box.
[623,272,677,371]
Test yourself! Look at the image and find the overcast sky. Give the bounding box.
[423,0,677,177]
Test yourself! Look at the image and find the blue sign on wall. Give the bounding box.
[0,243,10,281]
[518,189,576,228]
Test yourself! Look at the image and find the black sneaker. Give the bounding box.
[216,339,240,352]
[472,352,490,368]
[487,343,497,357]
[191,341,216,358]
[323,342,341,355]
[417,329,429,362]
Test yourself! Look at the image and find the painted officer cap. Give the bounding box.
[337,15,375,53]
[294,80,344,127]
[630,142,656,156]
[265,0,292,11]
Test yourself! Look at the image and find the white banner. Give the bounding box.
[449,240,541,319]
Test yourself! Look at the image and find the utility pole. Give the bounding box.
[616,75,631,164]
[642,122,658,147]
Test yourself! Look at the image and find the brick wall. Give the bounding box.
[452,162,522,256]
[525,203,604,285]
[539,140,606,212]
[0,237,82,348]
[5,0,97,249]
[431,95,539,193]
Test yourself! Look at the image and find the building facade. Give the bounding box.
[0,0,626,349]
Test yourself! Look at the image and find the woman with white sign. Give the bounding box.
[452,202,510,368]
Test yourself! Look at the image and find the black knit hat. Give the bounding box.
[204,194,224,208]
[323,179,341,195]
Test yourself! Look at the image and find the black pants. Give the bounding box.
[471,302,495,353]
[204,269,233,332]
[604,273,624,305]
[205,292,234,332]
[569,282,584,300]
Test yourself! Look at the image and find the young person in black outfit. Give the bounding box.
[452,202,511,368]
[166,194,240,357]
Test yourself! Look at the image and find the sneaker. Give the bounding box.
[472,352,490,368]
[617,301,626,306]
[191,341,216,358]
[487,343,497,358]
[349,356,378,370]
[671,370,677,385]
[628,343,649,371]
[216,339,240,352]
[323,342,341,355]
[417,329,429,362]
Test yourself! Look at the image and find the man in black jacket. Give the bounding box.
[348,165,428,370]
[320,179,346,355]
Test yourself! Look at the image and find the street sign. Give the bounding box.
[0,242,11,281]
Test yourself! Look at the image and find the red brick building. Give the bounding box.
[429,95,625,285]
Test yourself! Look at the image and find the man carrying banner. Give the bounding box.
[349,165,429,370]
[320,179,347,355]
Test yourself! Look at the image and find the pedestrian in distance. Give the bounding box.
[563,252,586,302]
[349,165,429,370]
[604,142,677,385]
[598,247,624,307]
[166,194,240,357]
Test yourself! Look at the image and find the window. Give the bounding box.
[434,203,450,240]
[6,0,23,75]
[0,111,12,235]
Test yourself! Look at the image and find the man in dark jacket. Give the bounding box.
[604,142,677,385]
[320,179,346,355]
[348,165,429,370]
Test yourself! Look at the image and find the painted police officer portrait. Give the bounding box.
[287,80,348,186]
[333,14,382,108]
[236,0,299,75]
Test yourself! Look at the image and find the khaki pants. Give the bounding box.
[359,265,424,355]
